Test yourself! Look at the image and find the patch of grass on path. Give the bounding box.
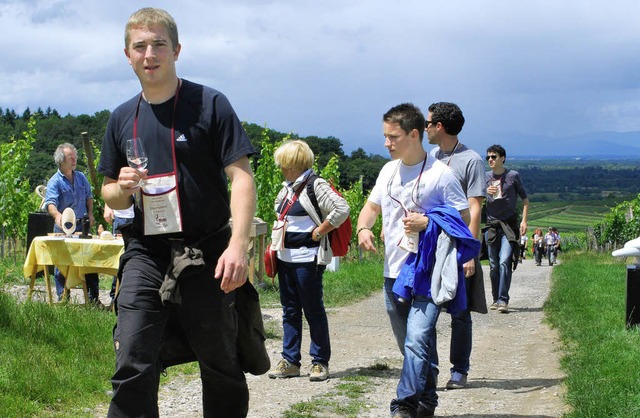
[545,252,640,417]
[0,291,198,417]
[282,364,390,418]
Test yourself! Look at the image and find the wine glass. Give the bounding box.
[126,138,148,186]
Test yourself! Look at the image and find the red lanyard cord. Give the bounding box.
[386,154,428,215]
[132,80,182,168]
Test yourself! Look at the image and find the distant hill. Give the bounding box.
[488,131,640,158]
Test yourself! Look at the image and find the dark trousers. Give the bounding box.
[277,260,330,366]
[107,252,248,417]
[534,245,544,264]
[109,216,133,301]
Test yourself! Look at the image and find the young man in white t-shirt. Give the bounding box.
[357,103,469,418]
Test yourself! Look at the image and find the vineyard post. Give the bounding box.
[81,131,99,197]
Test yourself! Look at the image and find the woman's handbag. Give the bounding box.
[264,246,278,278]
[263,179,309,280]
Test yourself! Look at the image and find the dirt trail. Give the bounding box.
[148,257,570,417]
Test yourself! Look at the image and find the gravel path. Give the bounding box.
[131,258,569,417]
[18,257,568,417]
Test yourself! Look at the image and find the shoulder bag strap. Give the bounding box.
[278,178,309,221]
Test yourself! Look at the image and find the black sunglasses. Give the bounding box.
[486,155,500,161]
[425,120,438,128]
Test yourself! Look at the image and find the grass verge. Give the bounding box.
[0,292,115,417]
[0,255,384,416]
[545,252,640,418]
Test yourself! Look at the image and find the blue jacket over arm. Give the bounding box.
[393,205,481,315]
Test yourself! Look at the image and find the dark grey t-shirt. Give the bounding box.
[485,169,527,222]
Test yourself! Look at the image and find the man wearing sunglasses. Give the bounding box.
[484,145,529,314]
[357,103,470,418]
[425,102,487,391]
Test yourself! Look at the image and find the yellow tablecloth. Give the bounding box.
[24,236,124,303]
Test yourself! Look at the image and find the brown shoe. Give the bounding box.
[268,359,300,379]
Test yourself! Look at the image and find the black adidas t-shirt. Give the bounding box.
[99,79,254,241]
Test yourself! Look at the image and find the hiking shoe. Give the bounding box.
[489,302,498,310]
[309,363,329,381]
[268,359,300,379]
[417,402,436,417]
[446,371,468,389]
[392,406,414,418]
[497,301,509,313]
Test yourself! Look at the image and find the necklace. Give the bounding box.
[437,140,460,166]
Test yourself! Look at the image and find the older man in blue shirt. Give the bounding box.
[45,143,100,304]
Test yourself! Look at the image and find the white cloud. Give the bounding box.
[1,0,640,155]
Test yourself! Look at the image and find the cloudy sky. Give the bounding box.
[1,0,639,157]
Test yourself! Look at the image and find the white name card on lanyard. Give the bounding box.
[133,80,184,235]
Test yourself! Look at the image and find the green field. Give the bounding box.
[526,199,617,232]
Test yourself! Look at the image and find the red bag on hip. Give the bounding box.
[264,246,278,279]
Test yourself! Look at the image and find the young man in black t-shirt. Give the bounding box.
[98,8,256,417]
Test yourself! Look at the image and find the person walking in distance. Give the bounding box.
[357,103,470,418]
[102,203,134,308]
[425,102,487,390]
[544,227,559,265]
[484,144,529,313]
[533,228,544,266]
[519,232,528,261]
[98,8,256,417]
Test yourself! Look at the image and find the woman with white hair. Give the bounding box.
[267,140,350,382]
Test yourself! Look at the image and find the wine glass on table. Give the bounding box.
[126,138,148,187]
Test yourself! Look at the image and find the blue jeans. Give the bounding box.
[277,260,330,366]
[384,278,439,414]
[486,229,513,303]
[547,245,557,264]
[430,298,472,377]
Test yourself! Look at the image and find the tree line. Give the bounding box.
[2,107,640,253]
[2,106,640,201]
[0,107,387,195]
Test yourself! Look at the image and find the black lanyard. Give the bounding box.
[437,140,460,166]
